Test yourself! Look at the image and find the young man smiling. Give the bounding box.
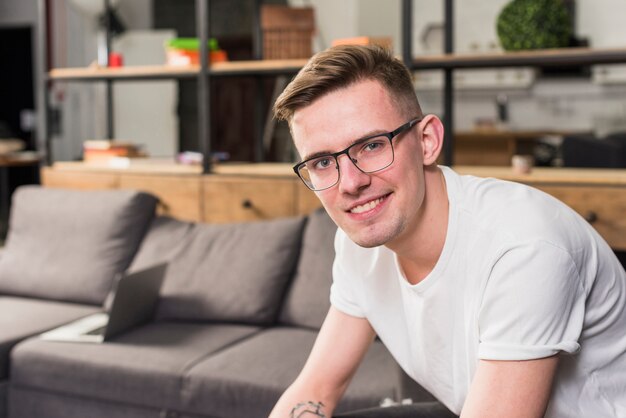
[268,45,626,418]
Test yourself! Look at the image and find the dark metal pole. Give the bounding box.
[443,0,454,166]
[104,0,114,140]
[37,0,51,165]
[402,0,413,68]
[253,0,263,60]
[253,0,265,162]
[197,0,212,173]
[254,78,265,162]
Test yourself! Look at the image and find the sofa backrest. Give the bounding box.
[129,215,306,326]
[278,208,337,330]
[0,186,158,305]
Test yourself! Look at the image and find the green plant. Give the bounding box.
[497,0,572,51]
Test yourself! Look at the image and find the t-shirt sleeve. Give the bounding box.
[478,240,585,360]
[329,229,367,318]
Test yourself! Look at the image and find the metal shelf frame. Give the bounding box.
[37,0,286,173]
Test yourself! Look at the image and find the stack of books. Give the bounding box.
[83,140,146,163]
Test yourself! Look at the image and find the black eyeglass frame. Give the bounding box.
[293,116,423,191]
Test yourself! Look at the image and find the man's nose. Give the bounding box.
[337,154,370,195]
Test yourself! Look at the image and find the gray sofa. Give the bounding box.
[0,186,432,418]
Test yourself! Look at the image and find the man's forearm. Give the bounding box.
[269,308,376,418]
[270,399,332,418]
[289,400,328,417]
[268,384,339,418]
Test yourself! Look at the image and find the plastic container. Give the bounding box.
[165,38,228,66]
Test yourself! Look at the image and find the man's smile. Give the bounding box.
[346,193,391,215]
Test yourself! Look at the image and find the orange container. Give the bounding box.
[165,38,228,66]
[166,49,228,66]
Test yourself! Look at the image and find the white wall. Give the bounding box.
[1,0,158,161]
[55,0,160,161]
[289,0,360,52]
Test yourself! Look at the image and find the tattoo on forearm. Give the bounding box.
[289,401,327,418]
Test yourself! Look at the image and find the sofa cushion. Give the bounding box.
[128,216,194,272]
[10,321,261,411]
[0,296,100,379]
[181,327,400,418]
[0,186,158,305]
[9,387,163,418]
[279,208,337,329]
[0,380,7,417]
[156,217,306,324]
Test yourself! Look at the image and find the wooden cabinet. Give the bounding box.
[206,163,322,222]
[41,162,626,250]
[41,169,119,190]
[40,162,323,225]
[296,185,323,216]
[119,174,203,222]
[202,176,297,223]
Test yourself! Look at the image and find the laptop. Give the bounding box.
[40,263,167,343]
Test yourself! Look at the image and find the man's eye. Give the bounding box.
[362,139,386,153]
[313,158,333,170]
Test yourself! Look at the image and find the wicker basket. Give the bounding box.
[261,5,315,59]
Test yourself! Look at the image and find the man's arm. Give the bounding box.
[461,356,559,418]
[269,306,376,418]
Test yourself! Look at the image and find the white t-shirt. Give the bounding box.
[331,166,626,417]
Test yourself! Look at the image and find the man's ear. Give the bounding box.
[419,115,445,166]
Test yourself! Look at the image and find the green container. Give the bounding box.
[165,37,220,51]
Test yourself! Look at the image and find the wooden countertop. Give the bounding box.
[454,166,626,186]
[455,129,590,140]
[46,160,626,185]
[48,160,295,177]
[0,152,41,167]
[50,159,203,175]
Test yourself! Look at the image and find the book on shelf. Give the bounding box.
[82,140,146,163]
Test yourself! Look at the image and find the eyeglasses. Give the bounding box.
[293,117,422,191]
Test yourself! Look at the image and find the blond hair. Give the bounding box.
[273,44,422,124]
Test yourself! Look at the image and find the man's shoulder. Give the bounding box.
[451,170,595,251]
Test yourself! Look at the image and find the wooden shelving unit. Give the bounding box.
[408,0,626,165]
[412,46,626,70]
[38,0,626,170]
[38,0,308,173]
[48,59,308,81]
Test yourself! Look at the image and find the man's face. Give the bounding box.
[292,79,427,248]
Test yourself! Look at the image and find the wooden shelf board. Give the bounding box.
[454,166,626,186]
[51,46,626,80]
[412,46,626,70]
[47,160,295,177]
[211,162,294,177]
[211,59,308,75]
[49,65,199,80]
[46,160,626,185]
[50,160,202,175]
[49,59,308,81]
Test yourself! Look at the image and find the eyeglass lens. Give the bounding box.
[298,135,394,191]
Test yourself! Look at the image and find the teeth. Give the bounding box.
[350,197,383,214]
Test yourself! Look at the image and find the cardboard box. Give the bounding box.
[331,36,393,50]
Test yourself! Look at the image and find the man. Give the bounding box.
[268,45,626,418]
